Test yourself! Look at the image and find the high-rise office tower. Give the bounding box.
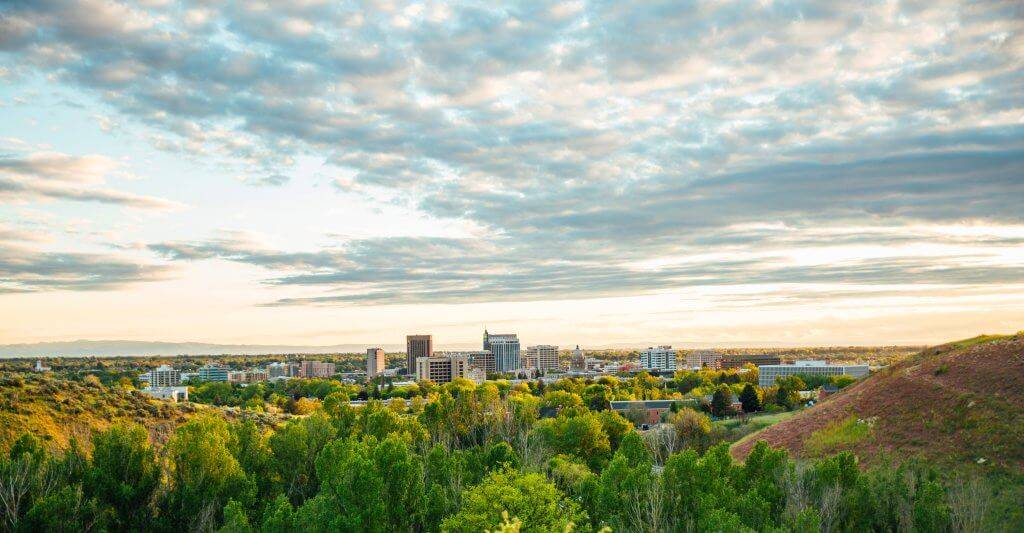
[406,335,433,373]
[483,329,521,373]
[367,347,386,378]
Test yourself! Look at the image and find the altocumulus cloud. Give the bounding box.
[0,227,174,292]
[3,0,1024,303]
[0,151,183,210]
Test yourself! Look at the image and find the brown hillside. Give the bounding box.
[732,334,1024,473]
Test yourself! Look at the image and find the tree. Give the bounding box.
[666,408,712,453]
[86,423,159,529]
[440,469,586,532]
[164,415,255,531]
[296,435,424,532]
[711,385,732,417]
[22,485,110,533]
[534,412,611,470]
[219,499,254,533]
[739,384,761,413]
[269,413,335,505]
[261,495,295,533]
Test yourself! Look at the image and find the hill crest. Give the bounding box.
[732,333,1024,473]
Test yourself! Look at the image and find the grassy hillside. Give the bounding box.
[732,332,1024,473]
[0,374,203,450]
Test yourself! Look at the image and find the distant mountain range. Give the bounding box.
[0,340,422,358]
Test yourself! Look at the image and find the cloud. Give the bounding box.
[0,151,183,210]
[149,227,1024,306]
[0,243,175,292]
[3,1,1023,306]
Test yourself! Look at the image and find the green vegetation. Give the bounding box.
[951,334,1013,349]
[0,369,1018,531]
[1,335,1019,531]
[804,415,873,456]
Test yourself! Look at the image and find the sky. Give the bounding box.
[1,0,1023,349]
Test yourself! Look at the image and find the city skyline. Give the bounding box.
[2,1,1023,348]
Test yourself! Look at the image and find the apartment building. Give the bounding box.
[144,364,181,387]
[300,360,336,378]
[525,345,560,372]
[639,345,677,372]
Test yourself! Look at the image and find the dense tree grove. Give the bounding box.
[0,369,1005,532]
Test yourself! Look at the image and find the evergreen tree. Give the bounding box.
[739,383,761,413]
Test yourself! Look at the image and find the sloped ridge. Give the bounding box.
[732,334,1024,472]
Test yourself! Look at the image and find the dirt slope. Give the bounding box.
[731,334,1024,473]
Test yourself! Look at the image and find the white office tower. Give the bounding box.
[639,346,677,371]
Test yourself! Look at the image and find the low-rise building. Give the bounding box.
[610,399,698,425]
[685,350,722,369]
[228,369,268,384]
[639,346,677,372]
[719,354,782,369]
[758,361,870,388]
[141,386,189,402]
[198,364,229,382]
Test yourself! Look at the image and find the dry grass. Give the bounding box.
[731,333,1024,473]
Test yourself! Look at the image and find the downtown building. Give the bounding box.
[483,329,521,373]
[639,346,677,372]
[758,361,870,388]
[524,345,560,372]
[406,334,433,374]
[415,354,484,384]
[300,360,336,378]
[570,345,586,371]
[366,347,386,378]
[466,351,495,374]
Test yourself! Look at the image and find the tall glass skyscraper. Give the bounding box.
[483,329,521,373]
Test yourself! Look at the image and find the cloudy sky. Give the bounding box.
[1,0,1022,348]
